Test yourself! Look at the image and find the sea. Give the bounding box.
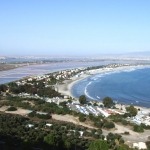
[1,60,150,107]
[71,66,150,108]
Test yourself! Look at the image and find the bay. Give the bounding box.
[71,67,150,107]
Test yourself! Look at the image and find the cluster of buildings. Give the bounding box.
[6,64,150,128]
[130,109,150,126]
[13,92,67,105]
[15,63,131,87]
[133,142,147,150]
[16,68,85,86]
[67,103,123,117]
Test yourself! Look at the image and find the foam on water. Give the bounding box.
[71,66,150,108]
[84,81,96,100]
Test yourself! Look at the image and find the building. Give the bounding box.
[133,142,147,150]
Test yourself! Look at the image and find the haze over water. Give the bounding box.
[0,60,127,84]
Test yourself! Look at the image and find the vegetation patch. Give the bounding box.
[6,106,17,111]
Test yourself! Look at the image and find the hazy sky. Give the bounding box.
[0,0,150,56]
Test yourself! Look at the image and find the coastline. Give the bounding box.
[0,63,150,145]
[0,63,28,71]
[1,62,150,109]
[58,74,90,97]
[57,64,150,109]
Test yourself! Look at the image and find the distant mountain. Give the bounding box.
[126,51,150,56]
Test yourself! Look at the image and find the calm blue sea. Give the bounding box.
[71,67,150,107]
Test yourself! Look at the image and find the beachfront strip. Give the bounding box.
[5,63,150,125]
[1,63,150,126]
[8,92,150,127]
[0,63,150,149]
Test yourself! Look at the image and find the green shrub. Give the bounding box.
[121,120,128,125]
[123,131,130,135]
[36,113,51,119]
[133,125,144,132]
[79,114,86,122]
[28,111,36,117]
[104,121,115,129]
[7,106,17,111]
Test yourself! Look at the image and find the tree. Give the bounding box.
[117,144,131,150]
[79,114,86,122]
[49,76,57,85]
[44,133,55,146]
[0,84,8,93]
[88,140,109,150]
[146,141,150,150]
[7,106,17,111]
[133,125,144,132]
[104,121,115,129]
[103,97,114,108]
[59,101,67,107]
[79,95,87,104]
[64,139,71,149]
[36,113,51,119]
[126,105,137,117]
[93,102,98,106]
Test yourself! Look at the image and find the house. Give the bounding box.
[133,142,147,150]
[79,131,84,137]
[36,111,48,115]
[46,123,53,127]
[26,124,34,128]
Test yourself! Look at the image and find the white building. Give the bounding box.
[133,142,147,150]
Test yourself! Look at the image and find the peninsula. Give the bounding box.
[0,63,150,150]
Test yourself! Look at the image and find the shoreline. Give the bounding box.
[0,63,28,72]
[57,64,150,109]
[58,74,90,97]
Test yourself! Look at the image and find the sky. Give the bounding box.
[0,0,150,56]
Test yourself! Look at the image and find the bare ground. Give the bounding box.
[52,114,150,143]
[0,106,149,143]
[0,106,31,116]
[52,114,96,129]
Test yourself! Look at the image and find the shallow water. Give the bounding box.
[0,60,135,84]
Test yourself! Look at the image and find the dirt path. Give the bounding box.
[102,123,150,143]
[0,106,31,116]
[0,106,149,143]
[52,114,150,143]
[52,114,97,129]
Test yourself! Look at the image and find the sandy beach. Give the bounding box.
[56,65,150,143]
[0,64,149,145]
[57,74,90,97]
[57,64,150,99]
[57,64,150,114]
